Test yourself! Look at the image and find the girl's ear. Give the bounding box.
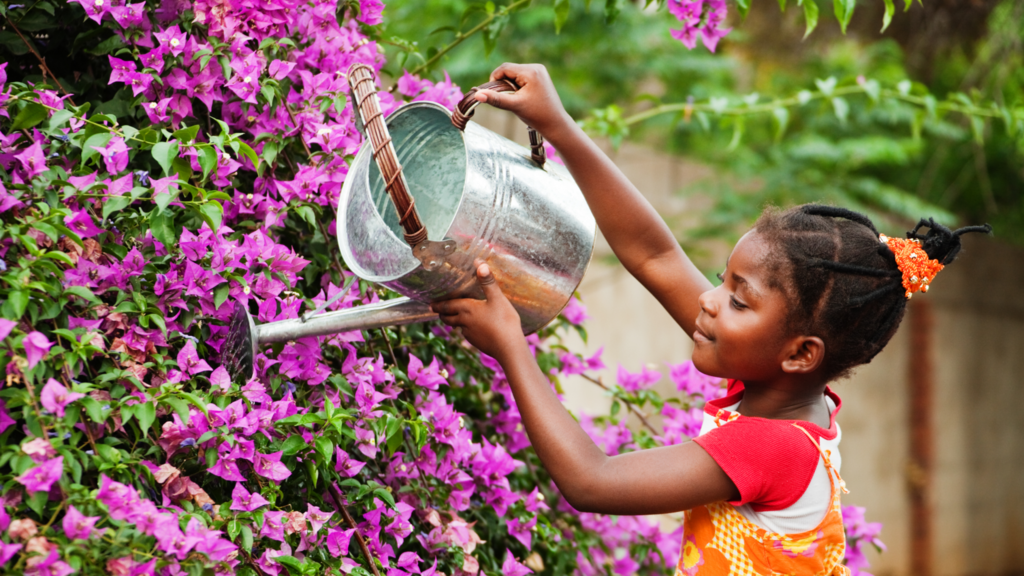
[781,336,825,374]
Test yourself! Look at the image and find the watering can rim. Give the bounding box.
[337,100,469,284]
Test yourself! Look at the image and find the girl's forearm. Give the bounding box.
[543,117,684,275]
[496,336,609,508]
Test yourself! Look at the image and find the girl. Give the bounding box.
[430,63,990,575]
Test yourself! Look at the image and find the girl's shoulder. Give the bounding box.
[692,381,842,512]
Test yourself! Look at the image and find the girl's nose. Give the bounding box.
[697,289,717,316]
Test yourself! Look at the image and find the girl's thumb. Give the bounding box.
[475,89,514,112]
[476,263,502,299]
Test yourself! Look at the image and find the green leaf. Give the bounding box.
[261,141,280,168]
[136,400,156,433]
[227,519,241,541]
[281,435,307,456]
[735,0,751,18]
[273,555,304,576]
[832,97,850,125]
[81,132,113,167]
[235,142,259,170]
[553,0,570,33]
[833,0,855,34]
[296,205,317,229]
[772,107,790,141]
[198,201,224,231]
[47,109,75,132]
[815,77,837,97]
[314,436,334,462]
[162,396,191,422]
[173,125,201,144]
[604,0,622,24]
[861,79,881,103]
[151,141,180,177]
[150,210,178,247]
[102,195,133,221]
[801,0,819,39]
[95,443,120,463]
[373,487,396,508]
[198,145,219,180]
[214,283,231,310]
[778,0,787,10]
[80,396,108,425]
[64,285,101,304]
[5,290,28,319]
[11,102,48,131]
[970,116,985,145]
[726,117,744,151]
[28,490,48,516]
[881,0,895,32]
[240,526,254,552]
[155,185,178,214]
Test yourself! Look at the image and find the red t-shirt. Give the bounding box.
[692,380,842,512]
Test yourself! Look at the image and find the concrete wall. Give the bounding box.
[471,107,1024,575]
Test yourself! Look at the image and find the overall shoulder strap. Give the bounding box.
[792,424,849,495]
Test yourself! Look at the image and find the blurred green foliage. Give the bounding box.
[380,0,1024,254]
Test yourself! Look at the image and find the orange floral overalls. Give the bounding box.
[676,424,851,576]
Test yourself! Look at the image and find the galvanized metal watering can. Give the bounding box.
[222,65,596,382]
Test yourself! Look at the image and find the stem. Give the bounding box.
[40,499,65,533]
[285,104,313,157]
[619,85,1023,128]
[404,0,532,79]
[5,18,76,104]
[327,482,385,576]
[579,373,660,436]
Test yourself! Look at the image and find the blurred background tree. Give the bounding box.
[381,0,1024,263]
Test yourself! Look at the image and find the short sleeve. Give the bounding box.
[693,418,820,511]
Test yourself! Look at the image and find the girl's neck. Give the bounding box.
[734,379,832,429]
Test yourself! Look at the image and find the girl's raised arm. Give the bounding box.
[473,63,712,338]
[433,266,738,515]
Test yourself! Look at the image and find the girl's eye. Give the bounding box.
[730,296,746,310]
[716,272,725,282]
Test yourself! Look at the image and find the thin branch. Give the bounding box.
[285,104,313,157]
[618,85,1023,128]
[327,482,385,576]
[5,18,76,104]
[402,0,532,81]
[579,373,661,436]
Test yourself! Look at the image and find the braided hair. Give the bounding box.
[754,204,991,381]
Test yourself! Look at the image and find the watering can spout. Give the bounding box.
[222,298,437,383]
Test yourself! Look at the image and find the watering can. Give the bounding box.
[222,64,596,382]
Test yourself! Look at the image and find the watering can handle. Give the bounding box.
[452,80,547,168]
[347,64,429,247]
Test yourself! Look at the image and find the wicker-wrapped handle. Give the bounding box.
[452,80,546,168]
[347,64,428,247]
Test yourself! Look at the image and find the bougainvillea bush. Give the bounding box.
[0,0,881,574]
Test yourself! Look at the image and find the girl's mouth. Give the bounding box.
[694,320,714,343]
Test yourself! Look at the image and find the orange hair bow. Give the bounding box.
[880,234,944,298]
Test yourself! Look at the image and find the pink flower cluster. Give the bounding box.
[842,505,886,575]
[667,0,732,52]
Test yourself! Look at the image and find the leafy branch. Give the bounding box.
[404,0,532,78]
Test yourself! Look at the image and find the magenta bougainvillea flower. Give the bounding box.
[230,483,269,512]
[92,136,129,174]
[0,318,13,342]
[22,331,52,369]
[16,456,63,493]
[616,363,662,392]
[40,379,85,417]
[62,505,102,540]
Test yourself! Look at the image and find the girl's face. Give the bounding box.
[692,231,795,383]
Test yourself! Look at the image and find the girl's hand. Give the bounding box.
[431,263,524,360]
[474,63,573,138]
